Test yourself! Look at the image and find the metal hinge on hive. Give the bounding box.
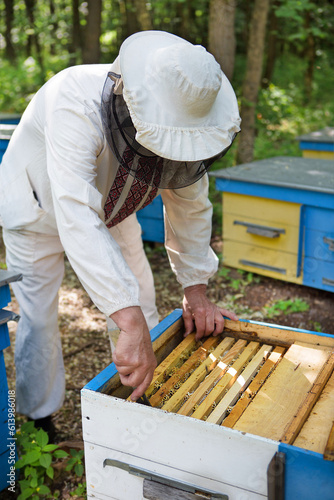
[103,458,229,499]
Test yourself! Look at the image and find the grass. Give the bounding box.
[264,298,310,319]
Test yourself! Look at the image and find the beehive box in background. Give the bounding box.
[0,113,20,164]
[137,195,164,243]
[211,157,334,293]
[0,271,21,492]
[297,127,334,160]
[0,114,21,125]
[81,309,334,500]
[0,125,17,163]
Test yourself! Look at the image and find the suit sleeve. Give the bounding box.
[161,174,218,288]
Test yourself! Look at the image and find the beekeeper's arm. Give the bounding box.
[161,174,238,341]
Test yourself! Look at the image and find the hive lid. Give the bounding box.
[296,126,334,143]
[0,309,19,326]
[0,270,23,288]
[210,156,334,194]
[0,124,16,140]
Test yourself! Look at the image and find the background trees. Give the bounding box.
[236,0,270,164]
[0,0,333,164]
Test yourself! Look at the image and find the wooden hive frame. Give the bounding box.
[102,311,334,461]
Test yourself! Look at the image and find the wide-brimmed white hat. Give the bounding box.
[119,30,241,162]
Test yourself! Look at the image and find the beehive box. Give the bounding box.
[81,310,334,500]
[137,195,164,243]
[0,124,17,163]
[0,271,21,492]
[297,127,334,160]
[211,157,334,293]
[0,113,21,125]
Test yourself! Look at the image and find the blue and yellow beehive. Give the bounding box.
[297,127,334,160]
[0,271,21,492]
[211,156,334,292]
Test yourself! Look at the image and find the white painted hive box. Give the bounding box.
[81,309,334,500]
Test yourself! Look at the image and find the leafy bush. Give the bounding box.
[15,421,85,499]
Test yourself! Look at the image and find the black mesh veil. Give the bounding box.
[101,72,236,189]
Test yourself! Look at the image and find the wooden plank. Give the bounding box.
[294,372,334,454]
[152,318,185,369]
[191,342,260,421]
[162,337,235,414]
[206,344,273,425]
[223,319,334,349]
[281,351,334,445]
[152,317,184,353]
[223,346,285,428]
[224,330,290,349]
[234,342,333,440]
[150,336,221,408]
[324,422,334,461]
[146,333,197,397]
[176,339,247,416]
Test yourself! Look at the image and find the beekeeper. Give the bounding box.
[0,30,240,436]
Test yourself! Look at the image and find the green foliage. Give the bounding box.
[0,58,42,113]
[0,55,71,113]
[64,449,85,477]
[70,482,86,497]
[15,422,60,499]
[274,0,334,47]
[1,1,333,236]
[253,50,334,161]
[311,321,322,333]
[15,421,86,499]
[264,298,310,319]
[218,267,261,292]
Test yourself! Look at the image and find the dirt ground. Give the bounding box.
[0,229,333,498]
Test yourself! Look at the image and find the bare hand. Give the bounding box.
[110,306,157,401]
[183,284,238,341]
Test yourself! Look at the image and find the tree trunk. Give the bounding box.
[4,0,16,61]
[49,0,57,56]
[208,0,236,82]
[24,0,44,70]
[175,1,189,40]
[175,0,197,44]
[82,0,102,64]
[71,0,83,63]
[133,0,152,30]
[25,0,33,56]
[119,0,141,39]
[236,0,270,164]
[304,10,315,102]
[262,0,280,88]
[241,0,252,54]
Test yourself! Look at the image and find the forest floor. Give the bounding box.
[0,231,333,498]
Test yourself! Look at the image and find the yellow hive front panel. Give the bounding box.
[223,240,303,283]
[302,151,334,160]
[223,213,300,254]
[222,192,301,226]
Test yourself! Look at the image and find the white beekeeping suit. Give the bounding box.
[0,30,240,431]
